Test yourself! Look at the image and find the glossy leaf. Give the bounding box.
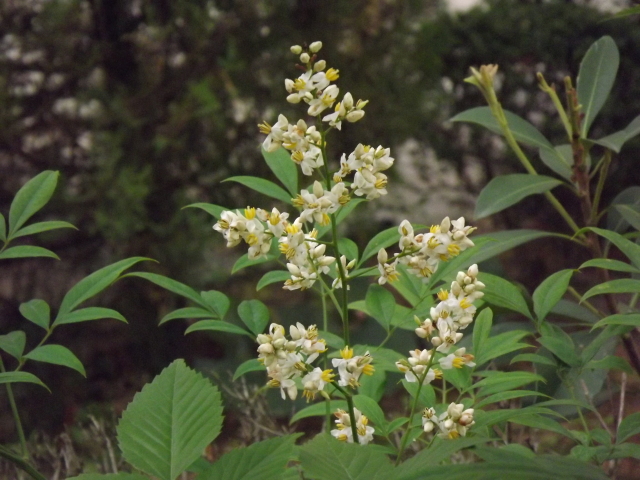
[184,202,228,220]
[233,358,264,381]
[475,174,562,219]
[593,114,640,153]
[532,269,574,323]
[24,344,86,377]
[577,36,619,137]
[365,284,396,331]
[238,299,270,336]
[256,270,290,291]
[0,246,59,260]
[117,359,224,480]
[480,273,532,319]
[125,272,206,309]
[200,290,231,318]
[0,372,48,390]
[159,307,215,325]
[538,145,573,180]
[290,400,348,424]
[223,176,292,204]
[579,258,640,274]
[592,313,640,330]
[581,279,640,302]
[0,331,26,359]
[19,299,50,329]
[184,320,253,338]
[8,170,59,236]
[10,220,76,240]
[53,307,127,326]
[262,147,298,196]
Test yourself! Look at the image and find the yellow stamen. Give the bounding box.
[325,68,339,81]
[437,289,449,301]
[340,346,354,359]
[363,364,375,376]
[460,297,472,309]
[257,121,271,134]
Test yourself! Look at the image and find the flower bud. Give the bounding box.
[377,248,388,264]
[256,334,270,344]
[290,45,302,54]
[273,338,285,349]
[257,343,274,355]
[309,41,323,53]
[346,110,365,122]
[314,59,326,72]
[286,93,302,104]
[423,421,435,433]
[300,52,310,64]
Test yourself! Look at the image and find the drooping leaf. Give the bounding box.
[0,372,48,390]
[591,313,640,330]
[0,331,26,359]
[257,270,291,291]
[8,171,59,237]
[532,269,574,323]
[24,344,86,376]
[0,246,59,260]
[358,226,400,267]
[581,279,640,303]
[185,320,253,338]
[607,186,640,232]
[538,145,573,180]
[233,358,265,381]
[577,36,619,137]
[117,359,224,480]
[593,114,640,153]
[10,220,76,240]
[617,412,640,443]
[159,307,216,325]
[124,272,206,310]
[365,284,396,331]
[223,176,292,204]
[579,258,640,274]
[19,299,50,329]
[614,204,640,231]
[184,202,228,220]
[262,147,298,196]
[480,273,532,319]
[290,400,348,424]
[238,299,270,336]
[475,174,562,219]
[53,307,127,327]
[200,290,231,318]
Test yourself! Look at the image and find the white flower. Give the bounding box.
[259,114,289,152]
[308,84,339,116]
[377,248,400,285]
[331,346,374,388]
[438,348,476,370]
[301,367,335,401]
[331,408,375,445]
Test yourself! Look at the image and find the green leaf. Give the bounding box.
[538,145,573,180]
[0,246,59,260]
[475,174,562,219]
[365,284,396,331]
[593,115,640,153]
[184,320,253,338]
[224,176,292,204]
[401,380,436,409]
[184,202,227,220]
[585,356,633,374]
[290,400,348,424]
[353,394,387,432]
[577,36,619,137]
[358,369,386,403]
[299,434,395,480]
[0,331,26,359]
[257,270,291,290]
[19,299,50,329]
[607,186,640,232]
[24,344,86,377]
[159,307,215,325]
[450,107,553,150]
[0,212,5,242]
[233,358,264,381]
[474,329,530,367]
[8,171,59,236]
[321,330,345,349]
[606,5,640,20]
[579,258,640,274]
[532,269,574,323]
[358,226,400,267]
[614,204,640,231]
[238,299,270,336]
[117,359,224,480]
[617,412,640,443]
[472,308,492,364]
[511,353,557,367]
[53,307,127,326]
[539,323,581,366]
[10,220,76,240]
[199,434,300,480]
[232,252,277,274]
[338,237,359,262]
[397,438,487,478]
[592,313,640,330]
[200,290,231,318]
[262,147,298,196]
[125,272,206,309]
[474,372,546,397]
[475,390,548,409]
[0,372,48,390]
[58,258,150,318]
[510,413,575,440]
[473,406,558,429]
[480,273,532,319]
[581,279,640,303]
[67,474,149,480]
[317,199,367,239]
[551,299,600,324]
[391,263,430,305]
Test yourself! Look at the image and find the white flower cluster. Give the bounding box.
[333,144,395,200]
[331,407,375,445]
[422,403,475,439]
[331,346,375,388]
[292,181,350,226]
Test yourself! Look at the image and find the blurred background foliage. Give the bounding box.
[1,0,639,443]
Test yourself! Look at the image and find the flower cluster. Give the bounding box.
[422,403,475,439]
[333,144,395,200]
[331,346,375,388]
[331,407,375,445]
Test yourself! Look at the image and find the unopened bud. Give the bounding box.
[290,45,302,55]
[314,59,326,72]
[300,52,310,64]
[346,110,365,122]
[309,41,323,53]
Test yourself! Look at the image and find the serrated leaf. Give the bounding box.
[592,313,640,330]
[0,246,59,260]
[53,307,127,327]
[125,272,206,309]
[0,371,48,390]
[184,202,228,219]
[579,258,640,274]
[257,270,291,290]
[200,290,230,318]
[480,273,532,319]
[594,115,640,153]
[358,226,400,268]
[19,299,50,329]
[365,284,396,331]
[184,320,253,338]
[0,331,26,359]
[539,145,573,180]
[8,171,59,236]
[299,434,395,480]
[224,176,292,204]
[353,394,387,432]
[117,360,223,480]
[10,220,76,240]
[238,299,270,336]
[533,269,574,323]
[290,400,348,424]
[262,147,298,196]
[233,358,264,381]
[159,307,215,325]
[475,174,562,219]
[24,344,86,376]
[577,36,619,137]
[614,204,640,231]
[57,258,150,318]
[199,434,300,480]
[581,279,640,302]
[617,412,640,443]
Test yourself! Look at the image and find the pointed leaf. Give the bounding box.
[58,258,150,318]
[510,413,575,440]
[238,299,270,336]
[10,220,76,240]
[607,187,640,232]
[0,213,5,242]
[184,202,227,220]
[592,313,640,330]
[511,353,557,367]
[262,147,298,196]
[354,394,387,432]
[396,437,487,478]
[593,114,640,153]
[539,145,573,180]
[0,372,48,390]
[223,176,292,204]
[0,331,26,359]
[290,400,348,424]
[0,246,59,260]
[117,359,224,480]
[582,279,640,302]
[475,174,562,219]
[474,330,530,367]
[24,344,86,376]
[580,258,640,274]
[475,390,548,409]
[124,272,206,309]
[232,252,277,274]
[358,226,400,268]
[586,356,633,374]
[257,270,291,291]
[539,336,581,367]
[473,308,493,362]
[577,36,619,137]
[159,307,215,325]
[365,284,396,331]
[53,307,127,326]
[200,290,231,318]
[184,319,253,338]
[617,412,640,443]
[614,204,640,231]
[233,358,264,381]
[67,474,149,480]
[8,171,59,236]
[19,299,50,329]
[480,273,532,319]
[533,269,574,323]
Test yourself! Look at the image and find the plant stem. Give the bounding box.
[0,356,28,460]
[0,445,44,480]
[332,383,359,444]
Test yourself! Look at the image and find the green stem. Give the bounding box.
[591,150,611,223]
[537,72,572,142]
[0,445,45,480]
[332,383,359,444]
[0,357,28,460]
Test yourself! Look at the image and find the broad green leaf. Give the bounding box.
[511,353,557,367]
[0,331,26,359]
[68,474,149,480]
[0,371,48,390]
[538,145,573,180]
[607,186,640,232]
[8,170,59,236]
[117,359,224,480]
[551,299,600,324]
[0,246,59,260]
[223,176,292,204]
[337,237,359,262]
[365,284,396,331]
[320,330,345,349]
[450,107,553,150]
[396,437,487,478]
[349,300,418,332]
[53,307,127,326]
[184,202,227,220]
[200,290,231,318]
[58,257,150,318]
[232,252,277,274]
[579,258,640,274]
[577,36,619,137]
[614,204,640,231]
[475,390,548,409]
[262,147,298,196]
[10,220,76,240]
[24,344,86,377]
[358,369,386,403]
[510,413,575,440]
[473,406,558,429]
[233,358,264,381]
[474,372,546,397]
[474,329,530,367]
[299,434,395,480]
[358,226,400,267]
[402,380,436,409]
[585,356,633,374]
[124,272,206,309]
[475,174,562,219]
[290,400,348,424]
[354,394,387,432]
[480,273,532,319]
[533,269,574,323]
[581,279,640,302]
[185,320,252,337]
[257,270,290,291]
[593,114,640,153]
[391,263,429,305]
[199,434,300,480]
[539,335,581,367]
[238,299,270,336]
[0,213,5,241]
[159,307,215,325]
[617,412,640,443]
[472,308,492,363]
[443,365,472,391]
[386,417,409,435]
[19,299,50,329]
[592,313,640,330]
